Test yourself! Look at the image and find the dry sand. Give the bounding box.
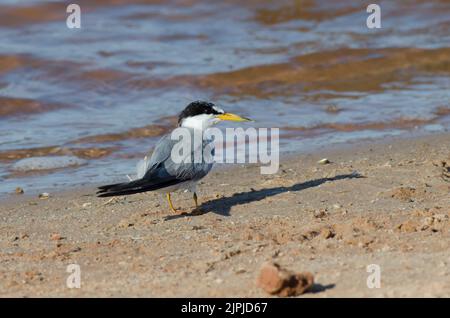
[1,134,449,297]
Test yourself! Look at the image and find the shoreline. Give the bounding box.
[0,132,449,297]
[2,130,449,203]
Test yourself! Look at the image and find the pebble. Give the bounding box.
[257,262,314,296]
[320,228,334,239]
[50,233,63,241]
[318,158,330,165]
[15,187,24,194]
[313,209,328,218]
[39,193,50,199]
[118,220,134,228]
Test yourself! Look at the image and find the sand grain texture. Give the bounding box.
[0,134,449,297]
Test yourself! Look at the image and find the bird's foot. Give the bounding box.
[169,207,188,215]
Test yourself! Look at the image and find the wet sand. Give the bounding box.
[1,133,449,297]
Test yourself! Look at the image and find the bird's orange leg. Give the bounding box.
[166,193,178,214]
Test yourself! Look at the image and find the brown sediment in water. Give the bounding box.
[73,124,169,144]
[123,7,210,23]
[0,146,117,162]
[0,0,171,28]
[0,55,24,75]
[251,0,450,26]
[435,106,450,117]
[296,118,430,131]
[0,115,175,164]
[0,3,65,28]
[73,117,176,144]
[0,124,169,161]
[77,69,133,83]
[3,109,445,165]
[190,48,450,98]
[282,116,443,139]
[0,53,135,93]
[0,53,88,85]
[0,96,66,117]
[155,33,209,42]
[253,0,361,25]
[14,43,444,100]
[6,44,446,102]
[63,68,137,91]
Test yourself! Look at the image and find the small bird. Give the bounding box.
[97,101,251,213]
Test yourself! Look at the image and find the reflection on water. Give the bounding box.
[0,0,449,196]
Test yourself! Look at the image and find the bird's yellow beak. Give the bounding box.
[217,113,252,122]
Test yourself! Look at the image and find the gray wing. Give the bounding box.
[97,132,214,197]
[145,134,176,170]
[144,132,214,183]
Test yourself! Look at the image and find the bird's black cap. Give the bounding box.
[178,101,224,124]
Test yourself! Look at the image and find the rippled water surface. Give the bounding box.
[0,0,449,196]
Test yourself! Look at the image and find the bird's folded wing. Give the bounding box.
[97,133,213,197]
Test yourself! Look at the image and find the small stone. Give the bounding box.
[313,209,328,218]
[257,262,314,296]
[320,228,334,239]
[333,204,342,209]
[50,233,63,241]
[423,217,435,227]
[434,214,449,222]
[82,202,92,208]
[38,193,50,199]
[15,187,24,194]
[318,158,330,165]
[397,221,417,233]
[118,220,134,228]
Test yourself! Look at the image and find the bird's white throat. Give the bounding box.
[180,114,218,131]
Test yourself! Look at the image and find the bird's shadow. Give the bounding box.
[164,172,363,221]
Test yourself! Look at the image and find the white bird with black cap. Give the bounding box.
[97,101,252,214]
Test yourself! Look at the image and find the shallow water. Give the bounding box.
[0,0,449,196]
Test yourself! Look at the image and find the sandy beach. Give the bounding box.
[1,133,449,297]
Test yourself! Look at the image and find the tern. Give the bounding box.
[97,101,251,213]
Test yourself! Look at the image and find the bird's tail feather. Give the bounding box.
[96,178,179,197]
